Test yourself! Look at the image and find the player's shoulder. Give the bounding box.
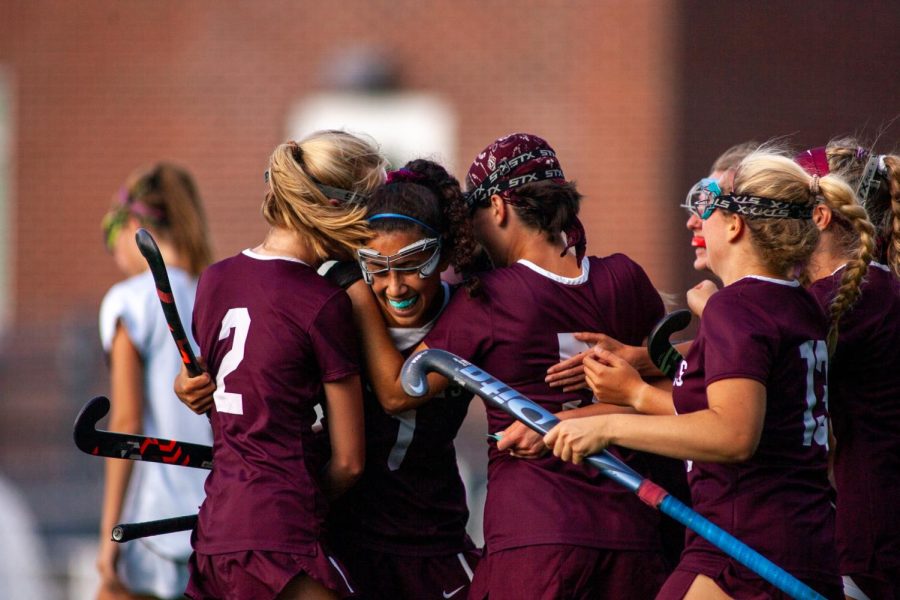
[102,270,155,310]
[588,252,646,278]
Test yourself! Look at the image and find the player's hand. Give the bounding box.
[496,421,549,459]
[543,416,611,465]
[544,347,590,391]
[584,348,643,407]
[546,333,653,390]
[174,361,215,414]
[687,280,719,318]
[96,541,128,599]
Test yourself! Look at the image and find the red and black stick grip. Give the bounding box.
[134,228,203,377]
[74,396,213,470]
[112,514,198,543]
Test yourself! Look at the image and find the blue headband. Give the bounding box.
[368,213,439,235]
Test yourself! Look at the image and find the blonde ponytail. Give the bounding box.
[262,131,387,261]
[882,155,900,276]
[815,176,876,353]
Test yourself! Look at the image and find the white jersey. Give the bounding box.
[99,267,211,579]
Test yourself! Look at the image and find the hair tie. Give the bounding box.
[560,217,587,262]
[385,168,425,185]
[810,174,821,196]
[856,146,869,161]
[288,141,304,163]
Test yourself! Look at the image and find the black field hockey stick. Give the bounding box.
[134,228,203,377]
[401,349,825,600]
[74,396,213,469]
[112,514,198,543]
[647,309,691,379]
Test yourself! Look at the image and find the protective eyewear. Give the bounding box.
[264,169,368,205]
[357,237,442,284]
[682,178,723,220]
[101,207,130,252]
[856,154,888,212]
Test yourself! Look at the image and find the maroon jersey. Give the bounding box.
[329,283,475,556]
[672,276,838,585]
[425,254,667,553]
[809,263,900,578]
[192,250,360,555]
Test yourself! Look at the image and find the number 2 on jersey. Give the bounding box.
[213,308,251,415]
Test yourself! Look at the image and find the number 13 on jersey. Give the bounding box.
[799,339,828,448]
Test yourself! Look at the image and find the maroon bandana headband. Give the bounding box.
[466,133,586,261]
[793,146,831,177]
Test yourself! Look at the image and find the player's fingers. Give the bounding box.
[562,382,588,393]
[591,346,617,363]
[572,449,584,465]
[583,354,607,377]
[543,426,559,448]
[545,364,583,382]
[549,372,586,388]
[573,332,604,344]
[546,352,587,375]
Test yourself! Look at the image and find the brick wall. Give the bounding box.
[0,1,679,329]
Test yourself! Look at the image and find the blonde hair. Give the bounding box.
[710,141,760,175]
[825,138,900,276]
[261,130,388,261]
[734,151,874,353]
[883,155,900,276]
[113,163,213,276]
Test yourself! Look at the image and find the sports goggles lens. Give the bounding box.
[357,238,441,283]
[682,177,723,219]
[101,208,129,252]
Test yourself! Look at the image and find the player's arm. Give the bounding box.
[345,280,448,414]
[582,349,675,415]
[97,323,143,593]
[544,378,765,464]
[321,374,365,499]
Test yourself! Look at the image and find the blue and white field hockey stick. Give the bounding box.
[401,348,825,600]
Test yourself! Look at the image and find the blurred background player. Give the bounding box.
[96,164,213,600]
[544,151,852,598]
[345,133,674,598]
[797,140,900,600]
[326,160,481,599]
[183,132,383,600]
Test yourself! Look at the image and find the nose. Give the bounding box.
[686,213,701,231]
[386,270,407,296]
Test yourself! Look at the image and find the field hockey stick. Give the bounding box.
[134,228,203,377]
[112,514,198,543]
[401,349,825,600]
[647,309,691,379]
[74,396,213,469]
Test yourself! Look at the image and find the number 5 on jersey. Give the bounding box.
[213,308,251,415]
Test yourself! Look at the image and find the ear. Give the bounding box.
[724,212,744,243]
[812,203,832,231]
[328,198,342,207]
[490,194,507,226]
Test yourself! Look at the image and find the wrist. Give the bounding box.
[632,382,652,414]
